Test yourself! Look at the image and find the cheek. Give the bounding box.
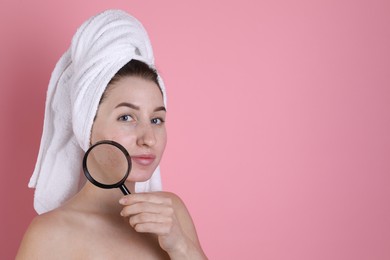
[157,129,167,153]
[90,125,102,144]
[91,124,112,143]
[114,134,137,146]
[91,124,134,145]
[110,126,138,148]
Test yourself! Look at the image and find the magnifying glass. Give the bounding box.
[82,140,131,195]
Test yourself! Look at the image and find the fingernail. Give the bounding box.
[119,197,126,204]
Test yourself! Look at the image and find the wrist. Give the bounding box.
[167,238,207,260]
[167,239,188,259]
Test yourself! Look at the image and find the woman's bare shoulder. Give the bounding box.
[16,208,79,259]
[158,192,203,246]
[156,191,187,208]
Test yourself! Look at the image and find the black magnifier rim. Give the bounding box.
[82,140,132,189]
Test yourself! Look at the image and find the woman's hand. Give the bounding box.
[119,192,207,259]
[119,192,183,252]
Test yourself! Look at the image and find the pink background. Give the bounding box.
[1,0,389,259]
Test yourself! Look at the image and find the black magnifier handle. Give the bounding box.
[120,184,131,195]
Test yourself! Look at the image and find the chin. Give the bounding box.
[127,167,156,183]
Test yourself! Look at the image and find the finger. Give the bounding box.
[129,212,171,228]
[120,202,174,217]
[132,221,173,235]
[119,192,173,206]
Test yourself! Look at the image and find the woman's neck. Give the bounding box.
[64,180,135,215]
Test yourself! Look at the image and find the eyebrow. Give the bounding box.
[115,102,166,112]
[154,106,166,112]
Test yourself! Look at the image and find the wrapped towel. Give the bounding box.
[29,9,166,214]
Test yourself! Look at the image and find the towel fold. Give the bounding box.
[29,9,166,214]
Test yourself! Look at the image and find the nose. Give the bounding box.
[136,122,156,147]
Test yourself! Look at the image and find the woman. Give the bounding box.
[17,10,207,259]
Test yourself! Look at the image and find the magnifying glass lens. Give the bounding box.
[84,141,131,190]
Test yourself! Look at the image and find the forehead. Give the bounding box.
[103,76,164,105]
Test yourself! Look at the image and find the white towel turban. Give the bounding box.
[29,9,166,214]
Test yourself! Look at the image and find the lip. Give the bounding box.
[131,154,156,166]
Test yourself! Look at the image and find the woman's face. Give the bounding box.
[90,76,167,183]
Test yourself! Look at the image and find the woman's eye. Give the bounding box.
[118,115,133,122]
[151,118,164,125]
